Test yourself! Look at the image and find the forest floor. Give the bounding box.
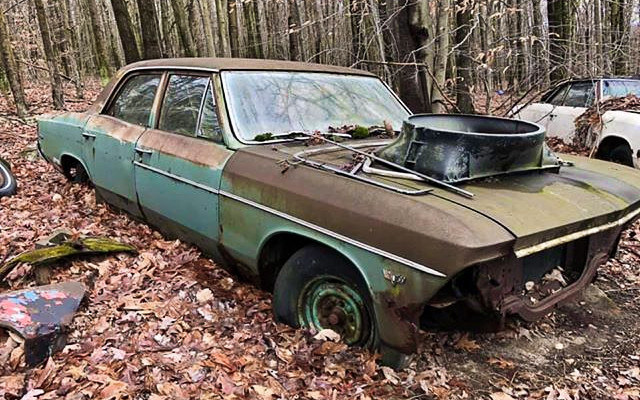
[1,85,640,400]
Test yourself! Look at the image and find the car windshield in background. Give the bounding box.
[222,71,410,141]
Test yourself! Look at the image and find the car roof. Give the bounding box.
[563,77,640,83]
[121,57,376,77]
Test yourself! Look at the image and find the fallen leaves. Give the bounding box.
[488,357,515,370]
[454,333,481,352]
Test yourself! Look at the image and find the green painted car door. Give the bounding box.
[83,73,163,218]
[133,73,232,257]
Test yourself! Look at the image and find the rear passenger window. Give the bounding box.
[158,75,209,136]
[106,74,161,126]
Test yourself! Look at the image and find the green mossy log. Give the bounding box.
[0,238,136,280]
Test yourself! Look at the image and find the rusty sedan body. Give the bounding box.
[37,58,640,366]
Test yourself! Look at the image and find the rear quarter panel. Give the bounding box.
[38,112,92,172]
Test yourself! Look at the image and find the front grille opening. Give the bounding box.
[420,237,591,331]
[520,236,589,304]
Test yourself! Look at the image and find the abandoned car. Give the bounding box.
[37,59,640,366]
[513,77,640,167]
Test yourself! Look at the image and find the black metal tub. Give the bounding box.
[378,114,561,183]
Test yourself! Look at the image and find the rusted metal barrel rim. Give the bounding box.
[378,114,558,183]
[405,113,545,138]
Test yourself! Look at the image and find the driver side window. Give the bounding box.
[564,82,595,108]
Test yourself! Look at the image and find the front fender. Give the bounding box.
[218,192,447,354]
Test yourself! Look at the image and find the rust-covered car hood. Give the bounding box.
[221,141,640,277]
[432,154,640,254]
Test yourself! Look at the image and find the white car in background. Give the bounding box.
[513,78,640,167]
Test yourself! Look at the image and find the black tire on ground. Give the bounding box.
[272,244,410,369]
[0,158,17,198]
[63,159,90,184]
[608,144,634,167]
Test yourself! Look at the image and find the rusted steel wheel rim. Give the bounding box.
[298,278,370,346]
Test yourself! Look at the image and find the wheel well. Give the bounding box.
[60,155,82,173]
[60,155,89,182]
[258,233,364,292]
[595,136,631,159]
[258,233,314,291]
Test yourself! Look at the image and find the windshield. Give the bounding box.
[222,71,410,141]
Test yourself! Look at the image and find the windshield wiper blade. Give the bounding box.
[254,131,352,142]
[294,133,475,199]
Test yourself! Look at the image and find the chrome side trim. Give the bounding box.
[515,206,640,258]
[219,189,447,278]
[133,161,219,194]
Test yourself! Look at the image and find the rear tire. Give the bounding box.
[272,245,410,369]
[0,158,17,198]
[608,144,634,167]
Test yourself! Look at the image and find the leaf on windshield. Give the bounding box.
[254,133,274,142]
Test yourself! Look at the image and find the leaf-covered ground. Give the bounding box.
[1,85,639,399]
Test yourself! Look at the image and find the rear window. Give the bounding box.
[105,74,161,126]
[603,80,640,98]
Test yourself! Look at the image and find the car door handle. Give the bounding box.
[81,132,96,139]
[135,147,153,155]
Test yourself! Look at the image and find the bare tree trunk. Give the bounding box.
[228,0,240,57]
[57,0,83,97]
[396,0,431,113]
[531,0,547,83]
[288,0,302,61]
[455,0,474,114]
[431,0,450,113]
[136,0,162,59]
[594,0,604,75]
[216,0,231,57]
[0,8,28,117]
[110,0,140,63]
[85,0,113,79]
[33,0,65,109]
[171,0,197,57]
[611,0,628,75]
[547,0,570,82]
[243,0,263,58]
[199,0,216,57]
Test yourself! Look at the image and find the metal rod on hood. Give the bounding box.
[297,133,475,199]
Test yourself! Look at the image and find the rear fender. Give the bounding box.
[59,152,93,181]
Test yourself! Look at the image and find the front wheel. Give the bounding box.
[272,245,410,368]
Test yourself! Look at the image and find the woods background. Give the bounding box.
[0,0,639,119]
